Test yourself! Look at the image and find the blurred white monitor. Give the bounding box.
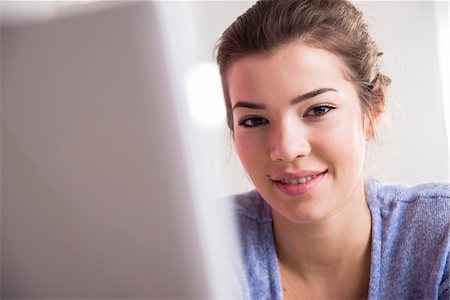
[1,2,242,299]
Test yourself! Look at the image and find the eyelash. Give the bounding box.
[238,116,269,128]
[304,104,335,117]
[237,105,335,128]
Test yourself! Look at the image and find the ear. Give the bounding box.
[364,96,386,140]
[364,115,375,141]
[364,115,381,141]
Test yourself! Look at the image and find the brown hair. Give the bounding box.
[215,0,390,136]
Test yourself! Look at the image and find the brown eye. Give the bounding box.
[238,117,269,128]
[304,105,335,117]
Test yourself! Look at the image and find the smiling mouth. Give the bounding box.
[270,170,328,196]
[271,171,328,185]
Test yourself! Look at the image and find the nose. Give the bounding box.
[269,121,311,162]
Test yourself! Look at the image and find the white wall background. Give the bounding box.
[355,1,449,185]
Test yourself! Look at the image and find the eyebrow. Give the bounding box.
[232,87,337,110]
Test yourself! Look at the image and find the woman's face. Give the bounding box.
[228,43,370,224]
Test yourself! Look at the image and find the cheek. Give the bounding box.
[319,117,366,167]
[234,132,264,171]
[234,135,271,191]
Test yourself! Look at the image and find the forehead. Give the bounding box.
[227,43,349,104]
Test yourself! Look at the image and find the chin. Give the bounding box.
[261,189,332,224]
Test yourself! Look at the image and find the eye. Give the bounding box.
[238,116,269,128]
[304,105,335,117]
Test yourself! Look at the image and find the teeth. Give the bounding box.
[280,175,316,185]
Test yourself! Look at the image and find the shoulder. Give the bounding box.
[367,177,449,202]
[366,178,450,216]
[366,178,449,239]
[366,177,449,251]
[366,179,450,299]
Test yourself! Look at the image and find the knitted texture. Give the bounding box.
[233,178,450,300]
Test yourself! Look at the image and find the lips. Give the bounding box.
[270,170,327,196]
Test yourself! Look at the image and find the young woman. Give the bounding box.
[215,0,449,299]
